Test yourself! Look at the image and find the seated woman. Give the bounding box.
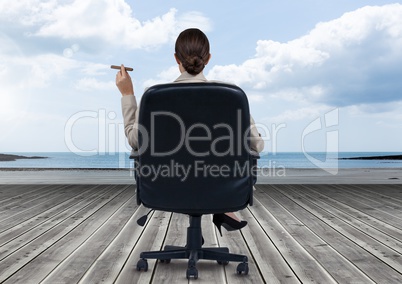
[115,28,264,235]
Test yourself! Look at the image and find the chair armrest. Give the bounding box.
[250,150,260,159]
[129,149,139,159]
[129,149,141,205]
[249,150,260,190]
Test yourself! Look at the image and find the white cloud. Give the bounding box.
[0,91,19,121]
[269,85,328,104]
[0,33,114,92]
[81,63,111,76]
[34,0,169,47]
[1,31,80,89]
[266,105,333,124]
[142,66,181,90]
[176,11,213,32]
[208,4,402,108]
[0,53,79,89]
[0,0,57,25]
[345,101,402,117]
[247,93,265,103]
[0,0,212,50]
[75,77,115,91]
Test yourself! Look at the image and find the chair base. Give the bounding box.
[136,215,249,279]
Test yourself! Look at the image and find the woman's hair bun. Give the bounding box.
[183,55,204,75]
[175,28,210,75]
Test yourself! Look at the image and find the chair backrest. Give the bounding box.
[135,82,253,214]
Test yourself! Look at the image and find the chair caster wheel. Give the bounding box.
[217,260,229,265]
[160,259,171,264]
[136,259,148,271]
[186,267,198,279]
[236,262,249,275]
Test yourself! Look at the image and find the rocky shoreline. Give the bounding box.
[339,154,402,160]
[0,154,48,162]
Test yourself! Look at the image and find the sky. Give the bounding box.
[1,0,402,154]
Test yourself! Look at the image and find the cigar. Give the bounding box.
[111,65,133,71]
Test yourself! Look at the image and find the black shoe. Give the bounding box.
[212,214,247,237]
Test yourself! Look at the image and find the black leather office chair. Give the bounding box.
[131,82,259,279]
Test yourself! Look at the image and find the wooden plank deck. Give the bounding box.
[0,184,401,283]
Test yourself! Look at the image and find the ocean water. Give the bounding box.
[1,152,402,169]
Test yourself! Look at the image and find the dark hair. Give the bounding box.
[175,28,210,75]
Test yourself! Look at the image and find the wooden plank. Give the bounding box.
[350,184,402,202]
[298,184,402,254]
[349,184,402,205]
[306,185,402,246]
[280,185,402,276]
[0,184,111,260]
[215,223,264,284]
[0,184,51,205]
[0,185,80,229]
[190,214,227,284]
[2,183,402,283]
[265,185,401,283]
[315,185,402,230]
[362,184,402,199]
[41,193,140,283]
[0,185,67,214]
[334,184,402,219]
[76,205,151,284]
[152,213,227,283]
[0,184,69,220]
[0,184,46,196]
[251,189,338,283]
[152,213,191,283]
[238,207,300,283]
[0,185,130,283]
[114,210,171,284]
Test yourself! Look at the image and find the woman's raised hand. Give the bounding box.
[116,64,134,96]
